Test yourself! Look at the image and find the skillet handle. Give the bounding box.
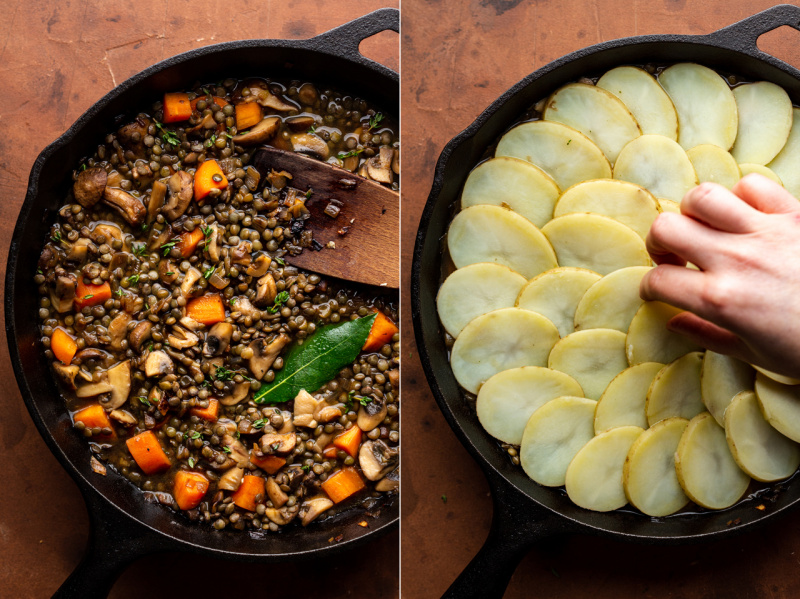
[311,8,399,65]
[706,4,800,57]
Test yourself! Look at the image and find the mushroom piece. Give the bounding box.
[219,382,251,406]
[109,409,137,426]
[230,242,253,266]
[52,363,79,390]
[73,348,113,367]
[248,333,290,380]
[106,312,131,351]
[76,373,114,398]
[91,223,124,246]
[358,440,398,481]
[205,224,220,262]
[66,238,92,264]
[117,116,150,155]
[293,389,319,428]
[222,434,250,466]
[375,467,399,492]
[128,320,153,353]
[245,253,271,277]
[266,477,289,508]
[264,505,299,526]
[163,171,194,221]
[166,326,199,350]
[147,224,173,252]
[232,116,281,145]
[102,360,132,409]
[51,273,77,313]
[145,350,174,377]
[73,166,107,208]
[259,432,297,455]
[231,296,259,319]
[217,466,244,492]
[254,273,277,307]
[180,267,202,296]
[297,83,318,106]
[285,115,317,132]
[102,187,146,226]
[259,90,297,112]
[147,180,167,224]
[158,259,179,285]
[366,147,394,184]
[300,496,334,526]
[317,406,343,423]
[290,133,330,160]
[392,146,400,175]
[357,397,388,432]
[277,410,295,434]
[203,322,233,357]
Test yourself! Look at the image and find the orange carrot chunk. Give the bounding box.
[74,279,112,310]
[321,467,365,504]
[73,404,116,439]
[186,294,225,326]
[126,430,172,474]
[322,445,338,459]
[190,399,219,422]
[235,102,263,130]
[173,470,210,510]
[51,328,78,365]
[250,451,286,475]
[363,311,398,352]
[193,160,228,201]
[176,227,205,258]
[231,475,265,511]
[333,425,362,458]
[162,92,192,123]
[189,95,229,112]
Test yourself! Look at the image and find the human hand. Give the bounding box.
[640,174,800,379]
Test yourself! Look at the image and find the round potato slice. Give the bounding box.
[738,163,783,185]
[675,412,750,510]
[725,390,800,482]
[767,108,800,198]
[613,135,698,203]
[451,308,560,394]
[516,267,601,337]
[686,144,741,189]
[565,426,644,512]
[597,66,678,140]
[623,418,690,517]
[520,395,597,486]
[548,329,628,400]
[496,121,612,190]
[595,362,664,434]
[657,198,681,214]
[646,352,706,426]
[701,351,755,426]
[437,263,527,338]
[753,365,800,386]
[447,205,558,279]
[573,266,651,333]
[754,373,800,442]
[553,179,660,238]
[541,214,650,276]
[543,83,642,163]
[731,81,792,165]
[461,157,560,228]
[658,63,738,151]
[626,302,703,366]
[476,366,583,445]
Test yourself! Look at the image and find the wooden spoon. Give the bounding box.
[251,146,399,289]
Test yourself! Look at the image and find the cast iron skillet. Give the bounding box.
[6,9,398,599]
[412,5,800,598]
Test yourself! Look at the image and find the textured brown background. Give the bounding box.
[401,1,800,598]
[0,1,398,597]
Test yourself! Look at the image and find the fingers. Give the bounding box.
[732,173,800,215]
[645,212,725,270]
[667,312,754,363]
[680,182,762,233]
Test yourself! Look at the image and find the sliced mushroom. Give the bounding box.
[128,321,153,352]
[259,90,296,112]
[204,322,233,357]
[307,432,335,455]
[102,187,146,226]
[232,116,281,145]
[387,369,399,388]
[297,83,318,106]
[109,409,137,426]
[277,410,295,434]
[180,267,202,296]
[231,242,253,266]
[73,166,107,208]
[205,224,220,262]
[222,434,250,465]
[76,373,113,398]
[159,171,193,221]
[52,363,79,390]
[179,316,203,332]
[264,505,298,526]
[145,350,174,377]
[245,253,271,277]
[260,432,297,455]
[147,224,173,252]
[255,274,277,307]
[91,223,124,246]
[392,146,400,175]
[293,389,319,429]
[358,440,398,481]
[106,312,131,351]
[117,116,150,155]
[266,477,289,508]
[248,333,290,380]
[167,326,199,350]
[290,133,330,160]
[219,382,251,406]
[51,273,77,313]
[285,115,317,132]
[147,179,168,223]
[231,296,259,319]
[66,238,92,264]
[375,468,399,492]
[216,418,238,436]
[217,466,244,492]
[366,147,394,184]
[317,405,343,423]
[301,496,334,526]
[73,348,113,367]
[357,397,387,432]
[102,360,131,409]
[159,259,179,285]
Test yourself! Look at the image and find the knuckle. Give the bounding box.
[700,277,735,317]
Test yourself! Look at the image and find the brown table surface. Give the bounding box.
[401,1,800,598]
[0,1,398,597]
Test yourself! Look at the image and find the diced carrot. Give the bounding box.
[321,467,365,504]
[51,328,78,365]
[322,445,338,459]
[189,95,229,112]
[176,227,204,258]
[73,404,116,439]
[333,425,362,458]
[235,102,263,130]
[173,470,209,510]
[190,399,219,422]
[193,160,228,201]
[162,92,192,123]
[186,294,225,325]
[250,450,286,475]
[363,311,398,352]
[74,279,111,310]
[231,475,265,511]
[126,430,172,474]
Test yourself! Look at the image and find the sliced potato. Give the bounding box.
[754,373,800,442]
[553,179,660,238]
[595,362,663,434]
[437,263,527,337]
[613,135,698,203]
[623,418,690,517]
[597,66,679,140]
[543,83,641,163]
[541,214,650,276]
[674,412,750,509]
[565,425,644,512]
[658,63,738,151]
[753,365,800,386]
[657,198,681,214]
[573,266,651,333]
[731,81,792,165]
[767,108,800,198]
[548,328,628,400]
[646,352,705,426]
[626,301,703,365]
[516,267,601,337]
[451,308,560,394]
[496,121,612,190]
[725,390,800,482]
[520,396,596,487]
[476,366,584,445]
[738,163,783,185]
[701,351,755,426]
[461,157,560,228]
[686,144,741,189]
[447,205,557,279]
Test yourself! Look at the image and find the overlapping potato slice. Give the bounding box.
[437,263,527,338]
[658,63,738,150]
[597,66,679,140]
[657,198,681,214]
[476,366,583,445]
[725,390,800,482]
[573,266,650,333]
[753,365,800,386]
[646,352,705,426]
[447,205,558,279]
[623,418,690,517]
[495,121,612,190]
[461,157,560,227]
[626,302,703,365]
[450,308,560,394]
[520,396,596,486]
[675,412,750,509]
[686,144,741,189]
[553,179,660,238]
[738,163,783,185]
[548,329,628,400]
[543,83,642,163]
[767,108,800,198]
[754,373,800,442]
[731,81,792,165]
[516,267,601,337]
[595,362,663,433]
[541,214,650,276]
[613,135,698,202]
[701,351,755,426]
[565,425,644,512]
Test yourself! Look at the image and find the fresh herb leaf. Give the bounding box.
[229,297,238,306]
[50,231,62,243]
[155,121,180,147]
[305,189,313,199]
[114,289,123,298]
[337,148,363,160]
[133,243,148,257]
[201,87,210,96]
[301,464,310,472]
[358,396,373,407]
[205,134,216,148]
[161,240,177,256]
[213,366,235,382]
[191,431,202,440]
[368,112,384,130]
[188,457,196,468]
[223,446,232,454]
[80,164,87,171]
[203,265,216,279]
[307,124,317,134]
[165,272,174,276]
[441,494,447,504]
[83,294,94,300]
[141,223,149,232]
[252,419,266,430]
[138,397,151,408]
[276,258,286,266]
[267,290,290,314]
[144,301,150,311]
[126,274,140,285]
[271,442,281,452]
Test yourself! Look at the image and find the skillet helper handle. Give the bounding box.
[311,8,399,64]
[705,4,800,57]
